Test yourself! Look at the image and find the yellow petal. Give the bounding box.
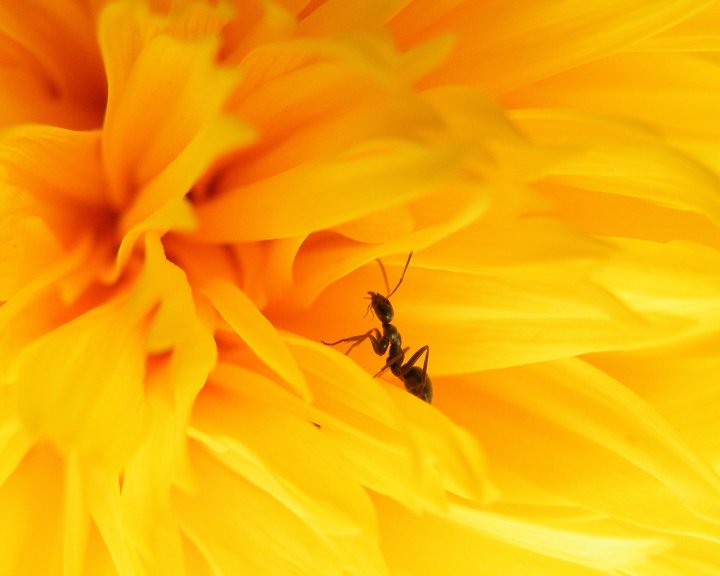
[443,359,720,539]
[11,298,150,468]
[202,278,309,398]
[286,335,492,512]
[0,387,33,491]
[290,186,487,305]
[445,502,668,572]
[375,494,662,575]
[304,254,690,376]
[634,4,720,51]
[0,209,64,301]
[508,52,720,138]
[0,446,64,574]
[119,115,254,237]
[189,387,387,574]
[0,233,93,367]
[513,109,720,228]
[120,377,186,575]
[63,453,90,576]
[590,346,720,470]
[84,465,144,575]
[176,440,381,576]
[194,138,470,242]
[596,238,720,331]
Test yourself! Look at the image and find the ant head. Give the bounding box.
[367,291,394,324]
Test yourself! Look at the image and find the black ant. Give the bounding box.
[322,252,432,403]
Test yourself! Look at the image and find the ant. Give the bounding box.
[322,252,432,403]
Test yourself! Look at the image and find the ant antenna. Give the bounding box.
[377,251,413,298]
[375,258,390,295]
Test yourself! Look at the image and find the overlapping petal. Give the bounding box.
[0,0,718,574]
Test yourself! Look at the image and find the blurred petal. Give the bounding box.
[0,125,105,207]
[0,446,64,574]
[99,1,244,207]
[443,359,720,538]
[513,109,720,227]
[0,0,105,128]
[2,0,719,573]
[376,494,665,575]
[11,298,150,468]
[194,139,471,243]
[176,439,380,576]
[391,0,716,94]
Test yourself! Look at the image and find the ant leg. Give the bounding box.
[373,347,409,378]
[322,328,381,355]
[399,345,430,385]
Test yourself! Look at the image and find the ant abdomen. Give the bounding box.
[402,367,433,404]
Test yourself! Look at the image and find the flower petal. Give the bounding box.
[392,0,715,94]
[99,2,242,206]
[119,379,187,576]
[0,125,105,207]
[305,255,690,375]
[513,109,720,228]
[286,335,492,512]
[84,466,143,575]
[594,238,720,332]
[297,0,408,33]
[507,52,720,138]
[0,446,64,574]
[443,359,720,538]
[375,494,663,575]
[11,298,150,467]
[113,114,253,273]
[0,234,93,366]
[0,0,105,127]
[176,439,383,576]
[189,386,388,574]
[202,278,309,398]
[590,346,720,470]
[194,138,470,242]
[445,503,668,572]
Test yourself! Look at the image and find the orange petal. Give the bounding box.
[507,52,720,139]
[297,0,408,33]
[0,0,105,127]
[99,1,243,206]
[391,0,715,94]
[0,125,105,207]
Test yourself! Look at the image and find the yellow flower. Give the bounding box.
[1,0,719,574]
